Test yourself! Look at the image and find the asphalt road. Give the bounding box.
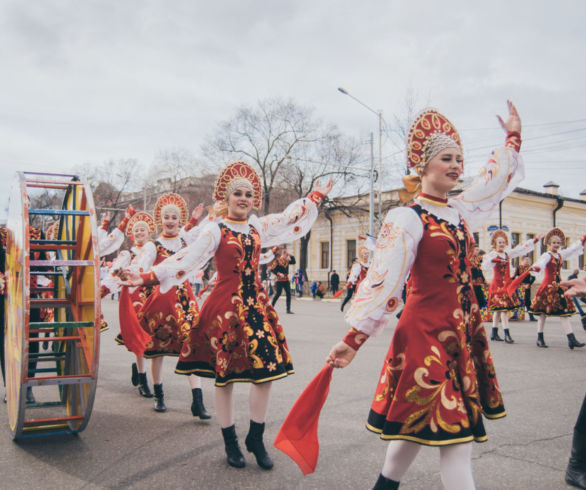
[1,297,585,489]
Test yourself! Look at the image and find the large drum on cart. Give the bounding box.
[4,172,100,440]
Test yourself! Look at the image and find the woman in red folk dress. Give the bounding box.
[327,102,524,490]
[127,162,332,470]
[482,230,539,343]
[529,227,586,349]
[137,193,211,417]
[105,211,158,397]
[340,243,371,312]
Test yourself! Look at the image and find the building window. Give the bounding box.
[473,232,480,247]
[511,232,520,268]
[580,247,585,270]
[346,239,356,270]
[526,233,535,262]
[320,241,330,269]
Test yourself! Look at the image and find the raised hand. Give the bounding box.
[191,203,205,222]
[497,100,522,135]
[313,178,334,197]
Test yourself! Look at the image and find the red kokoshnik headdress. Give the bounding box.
[399,108,463,203]
[126,211,156,238]
[213,161,263,210]
[545,227,565,245]
[490,229,509,248]
[153,193,189,228]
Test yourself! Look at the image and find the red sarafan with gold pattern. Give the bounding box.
[487,255,521,312]
[529,252,576,317]
[138,238,199,357]
[175,222,293,386]
[367,204,505,445]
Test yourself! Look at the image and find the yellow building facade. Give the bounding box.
[290,186,586,285]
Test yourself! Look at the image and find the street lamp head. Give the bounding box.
[337,87,349,95]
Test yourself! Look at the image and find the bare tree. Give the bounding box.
[203,97,324,214]
[72,158,141,223]
[280,130,365,271]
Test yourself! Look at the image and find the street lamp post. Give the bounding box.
[337,87,383,236]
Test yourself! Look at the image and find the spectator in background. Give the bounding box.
[331,270,340,294]
[316,281,326,299]
[295,268,306,297]
[311,280,318,299]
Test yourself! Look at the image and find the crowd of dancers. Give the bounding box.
[1,99,585,489]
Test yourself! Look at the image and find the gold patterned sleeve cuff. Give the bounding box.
[141,271,159,286]
[505,131,521,152]
[342,328,369,350]
[308,191,325,206]
[117,217,130,232]
[184,217,199,231]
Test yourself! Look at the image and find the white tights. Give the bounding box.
[537,314,573,335]
[150,357,202,389]
[492,311,509,330]
[215,382,272,429]
[381,440,475,489]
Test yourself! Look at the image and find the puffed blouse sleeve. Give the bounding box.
[259,250,275,265]
[98,228,125,257]
[179,216,212,245]
[249,193,322,249]
[150,221,221,293]
[481,250,498,272]
[347,263,362,284]
[344,206,423,337]
[561,239,586,261]
[450,136,525,232]
[508,238,537,259]
[131,241,157,273]
[532,252,552,278]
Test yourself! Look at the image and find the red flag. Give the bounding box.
[332,287,346,299]
[118,287,151,357]
[274,365,333,475]
[506,269,531,298]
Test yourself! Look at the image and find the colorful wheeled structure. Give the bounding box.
[4,172,100,440]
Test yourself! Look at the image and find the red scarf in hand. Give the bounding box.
[274,365,333,475]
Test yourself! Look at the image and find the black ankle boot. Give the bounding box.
[566,429,586,489]
[245,420,273,470]
[568,333,585,350]
[131,363,139,386]
[153,383,167,412]
[25,386,36,404]
[191,388,211,419]
[373,473,400,489]
[536,332,548,348]
[221,425,245,468]
[491,327,504,341]
[504,329,514,344]
[138,373,153,398]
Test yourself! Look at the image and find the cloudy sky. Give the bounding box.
[1,0,585,217]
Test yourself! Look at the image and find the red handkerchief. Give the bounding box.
[274,365,333,475]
